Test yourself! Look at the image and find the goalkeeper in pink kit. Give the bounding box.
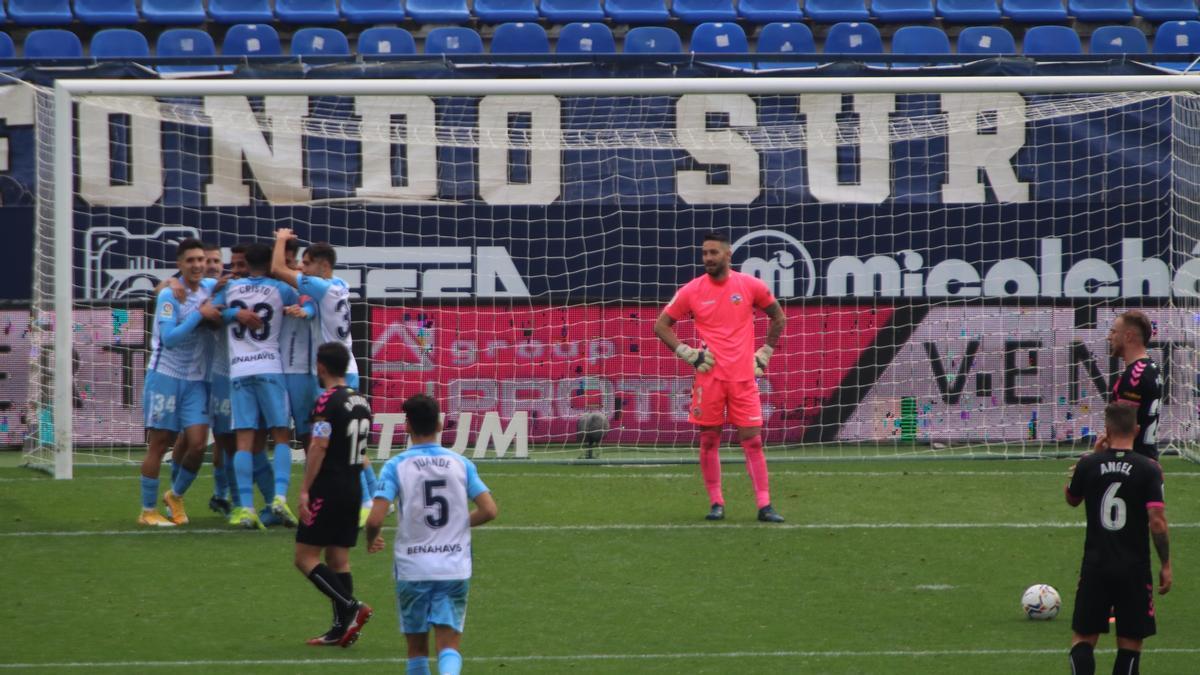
[654,232,787,523]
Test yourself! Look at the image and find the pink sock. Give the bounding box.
[741,435,771,509]
[699,431,723,506]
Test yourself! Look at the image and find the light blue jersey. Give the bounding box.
[148,278,215,381]
[296,273,358,376]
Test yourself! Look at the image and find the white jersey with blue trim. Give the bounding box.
[296,273,358,375]
[215,276,298,378]
[148,278,214,381]
[376,444,490,581]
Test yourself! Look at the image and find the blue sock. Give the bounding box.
[233,450,254,508]
[170,459,180,484]
[171,465,198,497]
[224,451,238,496]
[213,458,229,499]
[405,657,430,675]
[437,648,462,675]
[273,442,292,498]
[140,476,158,510]
[252,452,275,503]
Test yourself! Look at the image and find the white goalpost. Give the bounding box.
[24,75,1200,478]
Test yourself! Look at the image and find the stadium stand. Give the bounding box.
[341,0,408,23]
[623,26,683,52]
[274,0,342,24]
[491,22,550,53]
[1003,0,1071,22]
[605,0,671,23]
[24,30,83,58]
[156,28,218,72]
[691,21,752,68]
[74,0,140,25]
[1023,24,1085,52]
[1089,25,1149,52]
[825,21,884,55]
[1154,19,1200,68]
[737,0,803,23]
[957,25,1018,53]
[9,0,73,26]
[142,0,207,25]
[872,0,937,22]
[891,25,951,66]
[756,21,817,68]
[207,0,274,24]
[1135,0,1200,21]
[805,0,871,22]
[357,26,417,54]
[938,0,1004,22]
[476,0,540,23]
[291,27,351,55]
[407,0,472,23]
[673,0,739,23]
[223,23,284,57]
[556,22,617,53]
[540,0,607,22]
[425,26,485,54]
[1069,0,1136,21]
[91,28,152,58]
[0,33,14,59]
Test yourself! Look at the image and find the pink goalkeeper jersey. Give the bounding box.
[664,270,775,382]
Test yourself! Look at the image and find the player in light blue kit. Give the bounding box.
[205,243,245,516]
[279,237,318,500]
[366,394,498,675]
[138,238,221,527]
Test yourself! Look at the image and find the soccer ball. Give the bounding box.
[576,411,610,458]
[1021,584,1061,620]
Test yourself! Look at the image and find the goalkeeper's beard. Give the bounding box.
[705,260,728,278]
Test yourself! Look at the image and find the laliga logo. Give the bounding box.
[730,230,817,298]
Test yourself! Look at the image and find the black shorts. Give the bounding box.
[1071,565,1157,640]
[296,481,362,549]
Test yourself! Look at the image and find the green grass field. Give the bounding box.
[1,454,1197,674]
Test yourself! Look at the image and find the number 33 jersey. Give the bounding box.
[296,273,359,377]
[214,276,299,378]
[375,443,490,581]
[309,385,372,489]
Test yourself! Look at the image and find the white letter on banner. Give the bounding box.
[78,98,163,207]
[205,96,312,206]
[676,94,760,205]
[941,93,1030,203]
[354,96,437,200]
[800,93,894,204]
[0,85,34,190]
[474,411,528,459]
[478,95,560,205]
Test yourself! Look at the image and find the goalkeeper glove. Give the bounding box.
[675,343,715,373]
[754,345,774,377]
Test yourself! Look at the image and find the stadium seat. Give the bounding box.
[156,29,218,72]
[142,0,206,24]
[556,22,617,53]
[1022,25,1083,53]
[737,0,803,22]
[74,0,139,25]
[223,24,283,58]
[275,0,341,23]
[805,0,870,21]
[491,23,550,53]
[956,25,1017,53]
[1154,20,1200,68]
[623,26,683,52]
[291,27,351,56]
[756,21,816,68]
[9,0,73,26]
[425,27,484,54]
[341,0,407,23]
[476,0,540,22]
[1090,25,1148,52]
[825,22,884,56]
[606,0,671,23]
[408,0,471,23]
[24,30,84,58]
[1003,0,1069,22]
[357,27,416,55]
[872,0,936,22]
[208,0,274,23]
[690,22,751,68]
[937,0,1002,22]
[891,25,951,66]
[90,28,150,58]
[673,0,738,23]
[1068,0,1134,21]
[0,33,14,60]
[541,0,606,22]
[1135,0,1200,21]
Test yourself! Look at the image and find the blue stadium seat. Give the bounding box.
[90,28,150,57]
[891,25,951,65]
[9,0,73,26]
[737,0,802,22]
[872,0,936,22]
[408,0,471,23]
[690,22,751,68]
[623,26,683,52]
[825,22,883,55]
[1135,0,1200,21]
[673,0,737,23]
[223,24,283,57]
[74,0,139,25]
[425,27,484,54]
[756,21,816,68]
[556,22,617,53]
[492,23,550,53]
[208,0,274,23]
[606,0,671,23]
[805,0,870,21]
[1090,25,1148,52]
[275,0,341,23]
[291,27,350,56]
[357,27,416,55]
[541,0,606,22]
[1068,0,1133,21]
[1022,25,1083,53]
[341,0,407,23]
[0,33,14,59]
[1154,20,1200,68]
[937,0,1002,22]
[1003,0,1069,22]
[956,25,1017,53]
[476,0,540,22]
[24,30,83,58]
[142,0,206,24]
[156,29,218,73]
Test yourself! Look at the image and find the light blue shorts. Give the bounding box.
[395,579,469,634]
[231,374,290,431]
[285,373,315,436]
[209,375,233,435]
[143,371,208,432]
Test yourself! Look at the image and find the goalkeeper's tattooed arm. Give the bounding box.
[755,302,787,376]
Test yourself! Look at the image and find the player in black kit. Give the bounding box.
[1066,404,1172,675]
[1101,310,1162,460]
[293,342,375,647]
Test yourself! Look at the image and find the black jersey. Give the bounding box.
[1067,449,1165,571]
[309,385,372,490]
[1110,357,1162,460]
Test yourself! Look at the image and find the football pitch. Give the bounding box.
[2,454,1198,674]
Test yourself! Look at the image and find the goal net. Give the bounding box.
[22,76,1200,476]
